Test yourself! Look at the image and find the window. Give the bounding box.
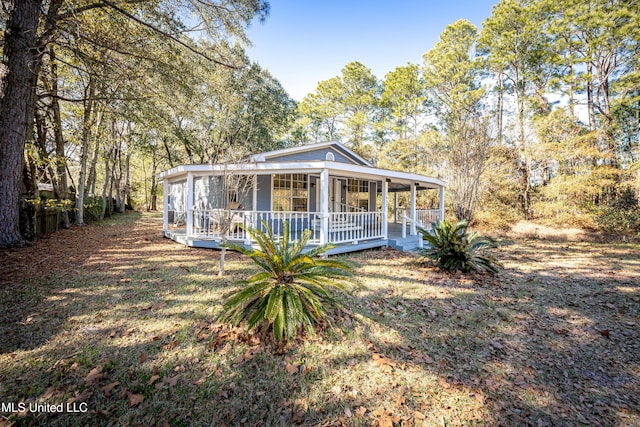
[347,179,369,211]
[273,174,308,212]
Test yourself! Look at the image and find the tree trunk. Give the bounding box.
[49,48,70,228]
[101,149,112,219]
[150,148,158,210]
[86,107,103,197]
[74,77,96,225]
[219,247,227,277]
[497,69,504,145]
[123,151,132,212]
[0,0,42,247]
[586,61,596,132]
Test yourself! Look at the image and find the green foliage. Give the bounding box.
[83,196,104,222]
[417,220,500,274]
[218,221,358,342]
[597,187,640,235]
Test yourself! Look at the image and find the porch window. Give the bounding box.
[347,178,369,211]
[273,173,308,211]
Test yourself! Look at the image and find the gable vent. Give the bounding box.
[326,152,335,161]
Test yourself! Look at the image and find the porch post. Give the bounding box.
[381,179,388,239]
[186,173,194,237]
[319,168,329,244]
[252,174,258,211]
[439,186,445,222]
[394,192,398,223]
[410,182,417,235]
[162,180,169,233]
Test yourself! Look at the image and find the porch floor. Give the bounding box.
[163,222,425,255]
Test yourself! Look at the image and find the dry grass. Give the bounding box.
[1,212,639,426]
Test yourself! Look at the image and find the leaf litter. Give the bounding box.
[0,212,638,426]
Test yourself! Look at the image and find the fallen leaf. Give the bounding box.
[285,361,300,374]
[148,375,160,385]
[164,375,179,387]
[355,406,367,416]
[68,389,92,404]
[163,339,179,351]
[127,392,144,407]
[438,377,451,389]
[85,365,103,385]
[291,410,305,423]
[41,386,56,399]
[139,353,148,363]
[414,410,426,420]
[101,381,120,397]
[152,301,168,310]
[599,329,611,339]
[344,407,353,418]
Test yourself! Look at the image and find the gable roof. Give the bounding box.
[249,141,371,167]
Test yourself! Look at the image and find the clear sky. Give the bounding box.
[245,0,499,101]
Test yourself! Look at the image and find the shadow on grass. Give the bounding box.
[1,216,638,426]
[334,245,640,426]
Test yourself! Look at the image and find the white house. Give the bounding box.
[158,141,445,254]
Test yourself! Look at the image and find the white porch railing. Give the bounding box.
[398,208,441,228]
[190,209,322,244]
[416,209,441,229]
[188,209,384,245]
[329,211,384,244]
[168,209,187,228]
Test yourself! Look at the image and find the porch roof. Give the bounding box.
[157,160,445,190]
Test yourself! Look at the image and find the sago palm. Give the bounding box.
[218,220,358,341]
[417,219,500,273]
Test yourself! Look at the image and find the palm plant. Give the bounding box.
[417,219,500,273]
[218,220,358,341]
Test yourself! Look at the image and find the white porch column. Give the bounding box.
[410,182,417,235]
[439,186,445,222]
[186,173,194,237]
[381,179,388,239]
[393,192,398,223]
[319,168,329,244]
[162,180,169,232]
[252,174,258,211]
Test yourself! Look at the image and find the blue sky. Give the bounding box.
[245,0,499,101]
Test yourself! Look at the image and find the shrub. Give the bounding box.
[417,219,500,274]
[597,187,640,235]
[217,220,358,342]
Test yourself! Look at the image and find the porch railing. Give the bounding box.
[188,209,384,245]
[329,211,384,244]
[416,209,441,228]
[398,208,441,228]
[190,209,322,244]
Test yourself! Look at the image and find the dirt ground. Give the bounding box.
[1,212,639,426]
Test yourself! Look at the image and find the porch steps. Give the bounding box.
[387,235,422,252]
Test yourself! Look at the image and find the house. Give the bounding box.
[158,141,445,254]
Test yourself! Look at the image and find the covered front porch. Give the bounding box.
[160,164,444,254]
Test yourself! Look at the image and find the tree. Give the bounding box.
[424,19,491,222]
[340,61,380,157]
[298,77,344,142]
[479,0,551,219]
[380,63,427,142]
[0,0,43,246]
[0,0,269,247]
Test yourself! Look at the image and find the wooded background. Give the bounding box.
[0,0,638,247]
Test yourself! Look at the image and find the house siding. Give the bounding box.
[267,147,358,165]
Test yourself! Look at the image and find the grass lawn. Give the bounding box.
[1,212,639,426]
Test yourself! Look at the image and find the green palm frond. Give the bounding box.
[218,220,359,342]
[417,219,500,274]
